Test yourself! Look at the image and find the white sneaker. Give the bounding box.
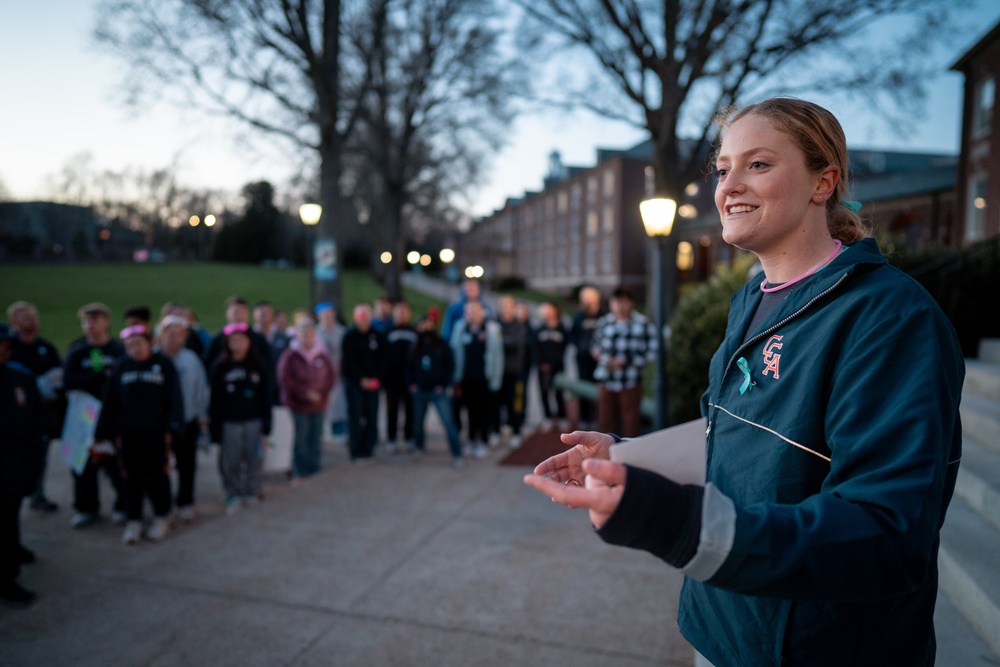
[508,434,522,449]
[111,510,129,525]
[488,433,501,448]
[122,521,143,545]
[225,497,242,516]
[539,419,553,432]
[473,442,488,459]
[177,505,197,523]
[146,517,170,542]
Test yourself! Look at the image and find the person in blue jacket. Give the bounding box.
[525,98,964,667]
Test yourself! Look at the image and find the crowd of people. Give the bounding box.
[0,279,658,604]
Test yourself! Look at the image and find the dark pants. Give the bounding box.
[538,368,566,421]
[346,381,379,460]
[461,378,494,444]
[598,383,644,438]
[384,383,413,441]
[174,420,200,508]
[412,390,462,458]
[119,432,172,521]
[576,354,599,424]
[291,411,323,477]
[0,500,22,584]
[497,374,526,435]
[72,454,126,515]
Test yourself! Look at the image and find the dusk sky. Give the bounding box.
[2,1,999,217]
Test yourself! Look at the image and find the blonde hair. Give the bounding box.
[714,98,870,243]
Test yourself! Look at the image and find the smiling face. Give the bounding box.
[714,114,834,256]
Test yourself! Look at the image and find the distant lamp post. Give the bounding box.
[380,251,393,264]
[439,248,455,263]
[640,196,678,430]
[299,203,323,308]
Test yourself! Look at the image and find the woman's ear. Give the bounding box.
[813,165,840,204]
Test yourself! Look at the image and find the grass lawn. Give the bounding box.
[0,262,446,353]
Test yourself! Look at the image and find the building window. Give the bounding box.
[586,211,599,236]
[603,171,615,197]
[571,183,582,210]
[973,77,995,138]
[966,173,988,242]
[558,191,568,213]
[587,177,598,204]
[603,204,615,232]
[570,244,580,274]
[601,241,614,272]
[585,244,596,272]
[570,215,581,240]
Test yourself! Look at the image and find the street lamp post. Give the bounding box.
[640,196,678,431]
[299,203,323,309]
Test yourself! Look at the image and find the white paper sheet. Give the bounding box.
[610,417,707,484]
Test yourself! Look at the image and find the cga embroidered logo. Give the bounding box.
[761,335,783,379]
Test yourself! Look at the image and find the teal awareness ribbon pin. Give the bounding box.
[737,357,754,395]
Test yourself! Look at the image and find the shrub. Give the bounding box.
[667,253,758,423]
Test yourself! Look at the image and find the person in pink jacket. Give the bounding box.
[277,318,336,480]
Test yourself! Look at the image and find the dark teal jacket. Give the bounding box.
[599,239,963,666]
[680,238,964,665]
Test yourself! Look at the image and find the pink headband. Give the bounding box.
[119,324,148,340]
[223,322,250,336]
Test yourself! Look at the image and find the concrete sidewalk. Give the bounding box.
[1,429,694,666]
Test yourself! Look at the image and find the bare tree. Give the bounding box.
[96,0,375,308]
[348,0,524,299]
[515,0,971,199]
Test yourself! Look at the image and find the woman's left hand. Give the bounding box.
[523,458,626,529]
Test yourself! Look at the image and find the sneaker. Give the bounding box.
[121,521,143,545]
[539,419,553,432]
[111,510,129,525]
[488,433,501,448]
[451,457,465,469]
[225,497,242,516]
[70,512,98,529]
[146,517,170,542]
[384,441,398,454]
[0,581,38,606]
[508,434,522,449]
[473,442,488,459]
[177,505,197,523]
[29,496,59,512]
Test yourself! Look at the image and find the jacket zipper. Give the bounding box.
[718,272,852,399]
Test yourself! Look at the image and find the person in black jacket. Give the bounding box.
[341,304,386,464]
[534,302,569,431]
[63,303,128,528]
[95,324,183,545]
[407,315,463,467]
[384,301,417,451]
[0,322,47,605]
[569,286,606,429]
[7,300,63,512]
[209,323,272,514]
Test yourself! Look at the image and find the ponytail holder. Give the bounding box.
[840,199,862,213]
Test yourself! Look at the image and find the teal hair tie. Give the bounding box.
[841,199,862,213]
[737,357,755,395]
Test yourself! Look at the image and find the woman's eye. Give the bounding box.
[716,168,728,178]
[751,161,767,169]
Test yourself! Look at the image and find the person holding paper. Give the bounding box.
[524,98,964,667]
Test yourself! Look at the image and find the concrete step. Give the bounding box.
[960,392,1000,456]
[965,359,1000,403]
[934,591,1000,667]
[980,339,1000,365]
[938,496,1000,660]
[956,437,1000,535]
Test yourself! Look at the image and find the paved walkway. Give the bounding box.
[1,417,694,666]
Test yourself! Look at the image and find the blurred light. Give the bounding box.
[204,214,217,227]
[700,235,712,247]
[685,182,699,196]
[99,229,111,241]
[189,215,200,227]
[465,265,484,279]
[380,251,393,264]
[299,203,322,225]
[975,197,987,209]
[677,241,694,271]
[639,197,677,237]
[439,248,455,263]
[420,254,431,266]
[678,204,698,218]
[406,251,421,264]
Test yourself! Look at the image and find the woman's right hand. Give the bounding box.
[530,430,615,486]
